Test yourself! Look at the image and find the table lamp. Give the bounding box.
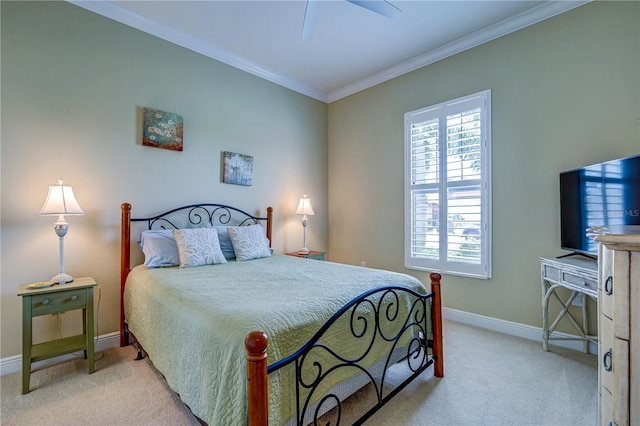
[38,178,84,283]
[295,194,315,254]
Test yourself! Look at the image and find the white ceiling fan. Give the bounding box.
[302,0,402,41]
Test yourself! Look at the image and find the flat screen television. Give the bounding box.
[559,153,640,256]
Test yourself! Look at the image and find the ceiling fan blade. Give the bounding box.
[301,0,320,41]
[347,0,402,19]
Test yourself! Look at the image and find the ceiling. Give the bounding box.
[68,0,588,102]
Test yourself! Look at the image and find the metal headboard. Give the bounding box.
[131,203,271,231]
[119,202,273,346]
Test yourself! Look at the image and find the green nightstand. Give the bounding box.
[285,250,325,261]
[17,277,97,394]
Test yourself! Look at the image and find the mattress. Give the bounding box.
[123,254,427,425]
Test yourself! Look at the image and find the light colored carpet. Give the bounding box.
[1,320,597,425]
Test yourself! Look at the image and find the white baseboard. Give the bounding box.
[443,307,598,355]
[0,309,597,377]
[0,332,121,376]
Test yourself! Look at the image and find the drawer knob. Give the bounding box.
[70,295,78,301]
[603,348,613,372]
[41,299,50,305]
[604,275,613,296]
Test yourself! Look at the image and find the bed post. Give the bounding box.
[266,207,273,248]
[246,330,269,426]
[120,203,132,347]
[430,272,444,378]
[244,207,273,426]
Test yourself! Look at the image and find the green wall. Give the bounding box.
[327,1,640,331]
[0,1,328,358]
[2,0,639,361]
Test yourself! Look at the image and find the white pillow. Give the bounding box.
[227,225,272,261]
[139,230,180,268]
[173,228,228,268]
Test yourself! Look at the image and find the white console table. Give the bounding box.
[540,256,598,352]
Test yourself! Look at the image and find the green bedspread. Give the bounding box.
[123,254,427,425]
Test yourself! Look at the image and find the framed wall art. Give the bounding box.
[222,151,253,186]
[142,107,183,151]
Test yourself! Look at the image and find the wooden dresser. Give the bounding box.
[591,226,640,426]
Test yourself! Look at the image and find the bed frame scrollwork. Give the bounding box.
[246,274,443,426]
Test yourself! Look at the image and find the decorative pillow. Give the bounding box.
[227,225,272,261]
[139,230,180,268]
[173,228,228,268]
[213,226,237,260]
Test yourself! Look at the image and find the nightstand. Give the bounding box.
[286,251,325,261]
[17,277,97,394]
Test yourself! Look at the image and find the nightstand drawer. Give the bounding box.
[285,251,325,261]
[304,252,325,261]
[31,289,87,316]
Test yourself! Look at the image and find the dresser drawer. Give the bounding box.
[601,387,613,426]
[600,245,614,320]
[612,251,630,340]
[31,289,87,316]
[612,338,630,426]
[631,252,640,426]
[600,314,614,394]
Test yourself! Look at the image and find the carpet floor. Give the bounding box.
[1,320,597,425]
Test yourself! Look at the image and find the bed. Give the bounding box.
[119,202,443,425]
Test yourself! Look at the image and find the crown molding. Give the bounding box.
[67,0,589,104]
[66,0,329,103]
[328,0,590,102]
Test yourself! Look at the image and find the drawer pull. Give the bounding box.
[604,275,613,295]
[603,348,613,372]
[41,299,50,305]
[70,295,78,301]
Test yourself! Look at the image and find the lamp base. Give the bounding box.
[298,247,311,254]
[50,273,74,284]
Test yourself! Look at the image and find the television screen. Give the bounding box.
[560,154,640,255]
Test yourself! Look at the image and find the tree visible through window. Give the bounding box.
[404,90,492,279]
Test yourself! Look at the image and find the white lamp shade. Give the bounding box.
[38,179,84,216]
[295,195,315,216]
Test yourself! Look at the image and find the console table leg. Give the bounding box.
[582,299,589,353]
[542,283,550,351]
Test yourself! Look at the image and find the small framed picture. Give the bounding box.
[222,151,253,186]
[142,107,183,151]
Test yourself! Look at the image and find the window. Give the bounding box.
[404,90,491,278]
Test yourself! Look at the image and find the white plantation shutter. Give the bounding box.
[404,90,492,278]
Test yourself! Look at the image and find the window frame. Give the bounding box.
[404,90,492,279]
